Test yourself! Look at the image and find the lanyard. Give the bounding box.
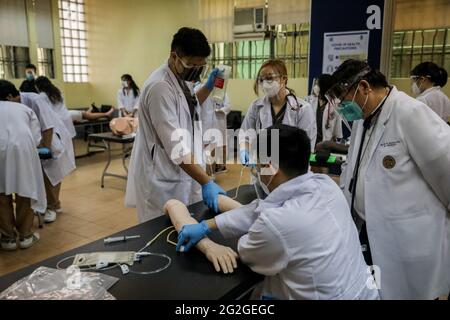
[271,102,288,126]
[349,87,392,222]
[260,93,303,130]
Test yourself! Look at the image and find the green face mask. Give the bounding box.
[336,84,366,122]
[337,101,364,122]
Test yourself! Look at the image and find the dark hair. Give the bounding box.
[121,74,140,98]
[331,60,389,90]
[257,124,311,177]
[171,27,211,58]
[317,74,333,100]
[254,59,296,96]
[25,64,37,72]
[0,80,20,101]
[35,76,63,104]
[411,62,448,88]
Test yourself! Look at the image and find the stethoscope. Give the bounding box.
[259,92,303,130]
[317,98,333,130]
[349,87,393,222]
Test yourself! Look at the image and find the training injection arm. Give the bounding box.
[164,199,239,274]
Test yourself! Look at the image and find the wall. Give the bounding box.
[76,0,309,112]
[395,0,450,30]
[75,0,199,108]
[390,0,450,98]
[63,0,448,112]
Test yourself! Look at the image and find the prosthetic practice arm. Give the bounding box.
[164,195,242,274]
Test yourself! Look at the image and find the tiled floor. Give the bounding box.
[0,140,248,277]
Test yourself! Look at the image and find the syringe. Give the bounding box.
[104,235,141,245]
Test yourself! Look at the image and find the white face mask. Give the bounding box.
[262,80,281,98]
[411,81,422,96]
[257,172,271,195]
[121,80,128,88]
[313,85,320,97]
[256,165,277,195]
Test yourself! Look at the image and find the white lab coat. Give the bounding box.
[0,101,47,213]
[416,86,450,122]
[117,88,140,116]
[240,93,317,151]
[305,95,343,143]
[39,92,76,138]
[196,85,231,147]
[341,87,450,300]
[20,92,76,186]
[125,63,203,223]
[216,173,379,300]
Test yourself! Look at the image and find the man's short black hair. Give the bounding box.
[171,27,211,58]
[331,59,389,90]
[25,64,37,72]
[257,124,311,177]
[317,74,333,100]
[0,80,20,101]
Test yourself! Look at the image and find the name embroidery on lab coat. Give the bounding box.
[379,140,401,148]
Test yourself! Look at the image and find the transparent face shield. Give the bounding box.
[325,68,371,132]
[176,53,210,83]
[311,77,319,96]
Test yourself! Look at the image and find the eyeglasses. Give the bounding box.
[410,75,430,81]
[257,74,281,84]
[175,52,208,70]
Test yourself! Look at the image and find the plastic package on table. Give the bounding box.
[0,267,119,300]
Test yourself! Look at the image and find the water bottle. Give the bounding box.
[212,65,231,106]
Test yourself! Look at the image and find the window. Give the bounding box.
[37,48,55,78]
[391,28,450,78]
[273,23,310,78]
[210,23,310,80]
[58,0,88,82]
[0,45,30,79]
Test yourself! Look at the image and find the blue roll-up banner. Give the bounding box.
[308,0,386,91]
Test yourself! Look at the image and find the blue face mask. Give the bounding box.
[26,73,35,81]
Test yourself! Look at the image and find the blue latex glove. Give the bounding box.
[240,149,249,166]
[202,180,226,213]
[176,221,211,252]
[38,147,52,160]
[205,68,220,91]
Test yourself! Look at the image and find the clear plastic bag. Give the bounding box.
[0,267,119,300]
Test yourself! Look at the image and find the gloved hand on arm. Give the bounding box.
[176,221,211,252]
[202,181,226,213]
[164,199,239,274]
[177,223,238,274]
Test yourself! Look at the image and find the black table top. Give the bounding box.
[0,186,263,300]
[88,132,135,143]
[74,119,111,126]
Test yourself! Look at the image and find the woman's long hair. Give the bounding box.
[35,76,63,104]
[122,74,140,98]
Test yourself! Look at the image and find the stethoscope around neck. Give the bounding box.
[259,91,303,129]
